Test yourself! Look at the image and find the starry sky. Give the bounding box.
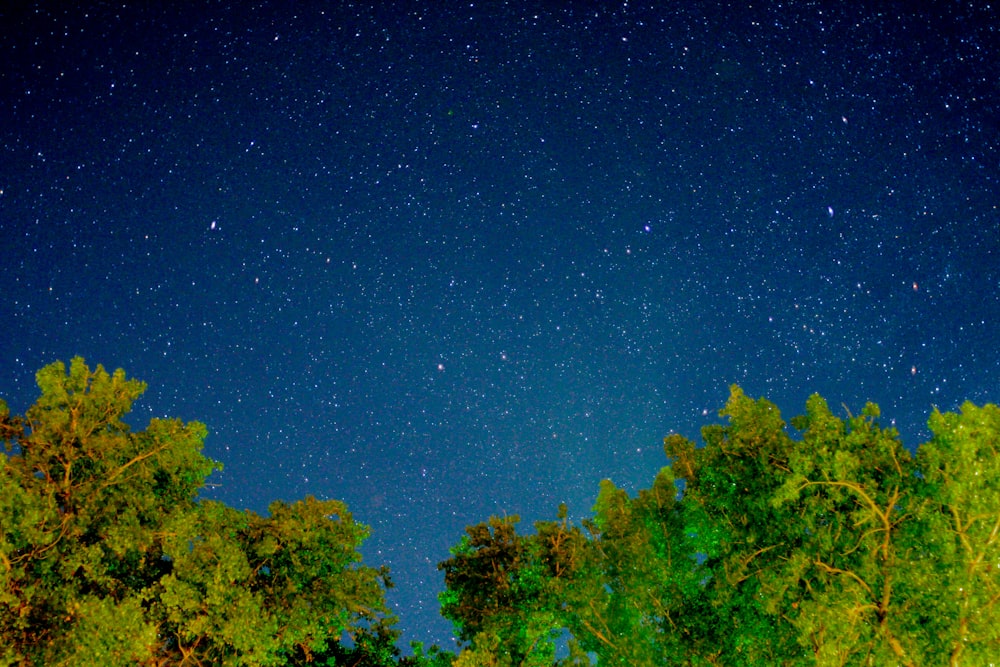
[2,0,998,650]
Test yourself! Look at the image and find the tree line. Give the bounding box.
[2,359,997,665]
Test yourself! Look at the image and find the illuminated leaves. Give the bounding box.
[911,402,1000,664]
[0,358,391,666]
[5,358,999,665]
[442,386,1000,666]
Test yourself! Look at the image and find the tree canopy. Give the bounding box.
[439,387,1000,666]
[3,359,998,665]
[0,358,396,666]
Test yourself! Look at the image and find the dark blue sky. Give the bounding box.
[2,1,998,650]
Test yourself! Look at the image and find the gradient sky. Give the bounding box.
[2,1,998,650]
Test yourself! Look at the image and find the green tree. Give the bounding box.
[660,388,809,664]
[773,394,918,664]
[0,358,392,666]
[909,402,1000,664]
[440,386,1000,666]
[562,469,701,665]
[439,515,566,666]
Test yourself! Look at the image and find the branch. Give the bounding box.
[101,442,170,488]
[581,599,616,650]
[811,559,873,598]
[798,480,898,559]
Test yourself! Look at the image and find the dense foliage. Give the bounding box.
[0,358,398,666]
[440,387,1000,666]
[3,360,998,665]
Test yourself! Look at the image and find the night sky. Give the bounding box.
[2,1,998,650]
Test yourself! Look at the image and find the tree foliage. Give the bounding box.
[0,358,394,666]
[440,386,1000,666]
[4,359,998,665]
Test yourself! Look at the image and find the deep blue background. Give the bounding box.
[2,1,997,650]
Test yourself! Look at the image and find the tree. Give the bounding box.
[440,386,1000,666]
[6,358,997,665]
[773,394,918,664]
[909,402,1000,664]
[438,515,566,666]
[0,358,392,666]
[661,388,806,665]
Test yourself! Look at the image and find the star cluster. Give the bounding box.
[2,1,998,648]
